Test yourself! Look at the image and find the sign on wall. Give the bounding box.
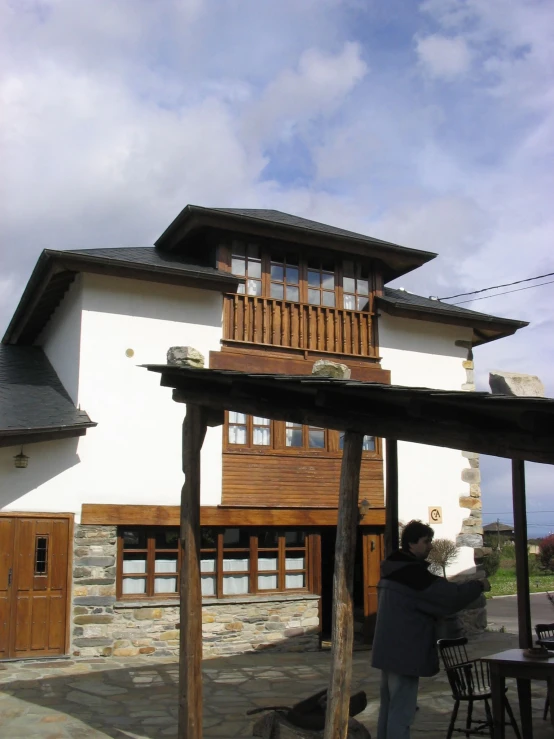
[429,506,443,524]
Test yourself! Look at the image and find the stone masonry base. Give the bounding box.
[71,525,320,659]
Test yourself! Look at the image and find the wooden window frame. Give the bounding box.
[117,526,311,600]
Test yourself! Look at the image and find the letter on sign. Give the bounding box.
[429,507,443,524]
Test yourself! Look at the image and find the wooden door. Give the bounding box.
[0,516,71,660]
[362,530,384,643]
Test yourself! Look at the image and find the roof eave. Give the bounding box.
[155,205,438,280]
[376,297,529,346]
[0,421,97,449]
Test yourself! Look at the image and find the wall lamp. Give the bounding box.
[13,449,29,469]
[358,499,371,521]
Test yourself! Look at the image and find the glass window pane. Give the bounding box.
[258,530,279,548]
[285,556,305,570]
[270,283,284,299]
[223,528,250,548]
[228,425,247,444]
[363,435,375,451]
[247,279,262,296]
[201,576,216,596]
[253,427,270,445]
[201,557,216,573]
[237,282,245,295]
[270,263,284,281]
[308,428,325,448]
[231,257,246,276]
[223,575,249,595]
[223,557,249,572]
[286,286,299,302]
[285,531,306,546]
[229,411,247,423]
[286,573,305,589]
[343,294,355,310]
[258,574,278,589]
[357,296,370,311]
[201,528,218,549]
[307,270,321,287]
[123,554,147,574]
[258,556,278,571]
[123,529,147,549]
[247,244,259,258]
[248,259,262,279]
[154,577,177,593]
[357,279,369,295]
[122,577,146,594]
[155,554,177,573]
[155,529,179,549]
[308,289,320,305]
[322,291,335,307]
[321,271,335,289]
[231,242,245,257]
[286,427,303,447]
[286,266,299,284]
[343,276,356,293]
[35,537,48,575]
[253,417,270,425]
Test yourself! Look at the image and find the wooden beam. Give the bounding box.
[324,431,363,739]
[179,404,208,739]
[384,438,399,556]
[512,459,532,649]
[80,503,386,527]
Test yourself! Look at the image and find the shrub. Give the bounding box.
[428,538,459,578]
[482,549,501,577]
[539,535,554,572]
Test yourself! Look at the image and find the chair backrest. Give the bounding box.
[443,661,476,700]
[535,623,554,641]
[437,637,470,670]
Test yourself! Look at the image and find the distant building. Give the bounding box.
[483,522,515,542]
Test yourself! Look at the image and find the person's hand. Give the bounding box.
[481,578,491,592]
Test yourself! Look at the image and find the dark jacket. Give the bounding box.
[371,551,484,677]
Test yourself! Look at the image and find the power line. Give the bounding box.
[438,270,554,300]
[452,279,554,305]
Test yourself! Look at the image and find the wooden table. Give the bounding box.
[481,649,554,739]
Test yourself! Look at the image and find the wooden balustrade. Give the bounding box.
[223,294,375,357]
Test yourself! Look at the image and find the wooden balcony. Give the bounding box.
[223,294,376,357]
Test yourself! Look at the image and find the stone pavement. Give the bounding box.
[0,631,551,739]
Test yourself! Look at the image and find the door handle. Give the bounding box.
[7,568,12,587]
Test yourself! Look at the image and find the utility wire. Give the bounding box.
[452,279,554,305]
[438,270,554,301]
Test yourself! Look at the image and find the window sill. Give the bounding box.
[114,593,320,609]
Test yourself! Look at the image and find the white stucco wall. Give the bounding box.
[1,274,224,521]
[379,313,476,576]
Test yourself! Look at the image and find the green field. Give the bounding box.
[486,567,554,598]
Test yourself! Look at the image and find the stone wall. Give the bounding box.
[71,525,320,658]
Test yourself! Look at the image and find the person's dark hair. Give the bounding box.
[401,520,434,551]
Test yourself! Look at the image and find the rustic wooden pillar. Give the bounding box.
[512,459,532,649]
[384,438,399,556]
[324,430,363,739]
[179,404,208,739]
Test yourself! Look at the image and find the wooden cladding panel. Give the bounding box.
[222,454,384,508]
[224,294,376,357]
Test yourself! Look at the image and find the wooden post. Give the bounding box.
[384,438,399,556]
[324,430,363,739]
[512,459,532,649]
[179,404,208,739]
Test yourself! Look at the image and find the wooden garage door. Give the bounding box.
[0,516,71,660]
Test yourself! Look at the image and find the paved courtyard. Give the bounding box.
[0,631,551,739]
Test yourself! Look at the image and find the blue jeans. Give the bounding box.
[377,671,419,739]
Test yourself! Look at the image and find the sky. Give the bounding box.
[1,0,553,535]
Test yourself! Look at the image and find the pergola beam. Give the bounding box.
[384,439,399,556]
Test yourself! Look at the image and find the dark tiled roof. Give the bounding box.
[0,345,94,436]
[65,246,236,280]
[208,208,420,251]
[379,288,528,329]
[483,522,514,532]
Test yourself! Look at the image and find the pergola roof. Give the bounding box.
[144,364,554,465]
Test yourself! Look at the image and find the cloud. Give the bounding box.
[416,34,471,78]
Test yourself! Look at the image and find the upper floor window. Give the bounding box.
[343,261,371,311]
[228,412,271,446]
[270,255,300,301]
[307,259,336,307]
[232,243,262,296]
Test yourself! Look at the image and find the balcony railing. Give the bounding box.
[223,294,376,357]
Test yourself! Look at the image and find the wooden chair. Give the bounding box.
[534,623,554,720]
[438,637,521,738]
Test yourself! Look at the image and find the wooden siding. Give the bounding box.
[223,294,376,358]
[222,454,384,508]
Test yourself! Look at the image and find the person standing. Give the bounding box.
[371,520,489,739]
